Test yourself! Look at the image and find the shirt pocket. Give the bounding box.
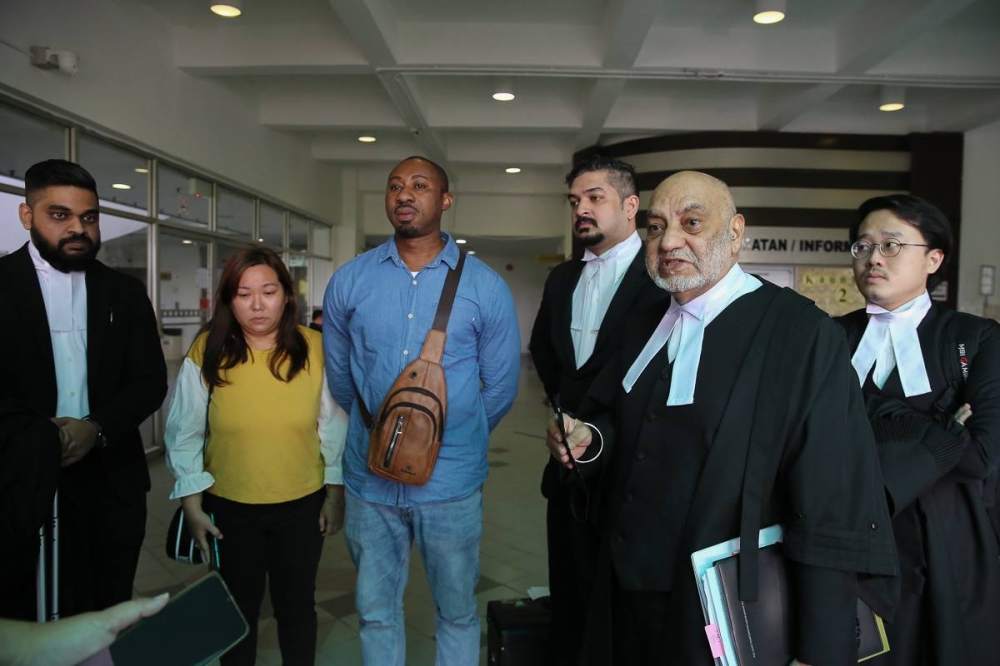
[443,295,483,362]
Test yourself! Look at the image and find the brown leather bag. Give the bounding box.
[360,252,465,485]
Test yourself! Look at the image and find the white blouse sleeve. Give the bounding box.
[163,357,215,500]
[318,369,348,485]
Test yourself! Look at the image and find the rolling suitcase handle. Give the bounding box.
[36,490,59,622]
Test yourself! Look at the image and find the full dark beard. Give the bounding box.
[30,227,101,273]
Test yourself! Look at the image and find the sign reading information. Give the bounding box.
[741,227,853,267]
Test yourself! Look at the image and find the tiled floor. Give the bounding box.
[136,360,552,665]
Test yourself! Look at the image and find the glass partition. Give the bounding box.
[260,203,285,247]
[217,186,254,238]
[290,214,309,252]
[158,164,211,229]
[0,102,65,186]
[78,134,149,215]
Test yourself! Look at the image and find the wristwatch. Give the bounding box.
[83,416,108,449]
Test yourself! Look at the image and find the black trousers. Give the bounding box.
[610,572,672,665]
[546,486,599,666]
[204,490,325,666]
[58,490,147,617]
[0,487,145,620]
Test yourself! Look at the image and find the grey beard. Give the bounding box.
[646,229,732,294]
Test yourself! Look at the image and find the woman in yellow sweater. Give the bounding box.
[164,247,346,666]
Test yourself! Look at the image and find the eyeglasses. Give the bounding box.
[850,239,929,260]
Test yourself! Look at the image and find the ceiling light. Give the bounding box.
[879,85,905,112]
[182,239,194,245]
[467,250,476,255]
[753,0,786,24]
[357,135,377,143]
[111,183,132,190]
[493,77,515,102]
[134,167,149,174]
[210,1,242,17]
[456,239,467,244]
[258,238,265,242]
[505,167,521,174]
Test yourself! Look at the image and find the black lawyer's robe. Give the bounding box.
[0,242,168,619]
[839,304,1000,665]
[529,246,667,664]
[577,282,897,664]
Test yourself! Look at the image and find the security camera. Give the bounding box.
[52,51,79,75]
[29,46,79,75]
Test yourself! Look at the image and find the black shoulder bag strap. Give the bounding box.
[357,251,467,429]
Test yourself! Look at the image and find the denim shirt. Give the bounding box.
[323,233,521,505]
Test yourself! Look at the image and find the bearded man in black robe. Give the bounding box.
[547,171,898,665]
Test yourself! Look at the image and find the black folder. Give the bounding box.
[713,544,889,664]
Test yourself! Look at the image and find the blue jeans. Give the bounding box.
[345,489,483,666]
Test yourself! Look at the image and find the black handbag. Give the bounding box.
[165,385,216,566]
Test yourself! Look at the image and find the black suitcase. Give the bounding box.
[486,597,551,665]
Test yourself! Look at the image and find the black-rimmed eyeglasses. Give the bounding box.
[851,239,929,260]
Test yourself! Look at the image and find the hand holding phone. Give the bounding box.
[110,573,248,666]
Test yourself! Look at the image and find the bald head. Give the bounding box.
[644,170,745,304]
[650,171,737,221]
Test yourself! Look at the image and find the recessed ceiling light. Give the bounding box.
[879,85,906,112]
[182,239,194,245]
[134,167,149,174]
[493,77,515,102]
[358,135,377,143]
[258,238,265,242]
[467,250,476,255]
[456,239,468,245]
[111,183,132,190]
[505,167,521,174]
[753,0,785,24]
[210,1,242,18]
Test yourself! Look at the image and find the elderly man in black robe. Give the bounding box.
[548,171,897,665]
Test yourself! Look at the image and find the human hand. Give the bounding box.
[545,414,592,469]
[319,484,345,536]
[180,494,223,562]
[0,594,169,666]
[953,403,972,425]
[51,417,97,467]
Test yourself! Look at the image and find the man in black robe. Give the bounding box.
[839,194,1000,665]
[529,155,666,664]
[547,171,897,665]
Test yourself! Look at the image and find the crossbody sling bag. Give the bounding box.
[358,251,466,485]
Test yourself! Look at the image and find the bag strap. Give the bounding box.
[358,389,373,430]
[431,250,467,333]
[203,384,214,454]
[357,250,467,427]
[420,251,467,363]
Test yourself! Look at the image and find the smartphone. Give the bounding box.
[110,572,248,666]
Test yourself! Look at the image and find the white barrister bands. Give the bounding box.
[851,292,932,396]
[623,264,761,406]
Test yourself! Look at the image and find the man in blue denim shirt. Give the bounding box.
[323,156,520,665]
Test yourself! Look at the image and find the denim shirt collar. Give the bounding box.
[379,232,460,271]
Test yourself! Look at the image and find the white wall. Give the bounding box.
[959,118,1000,316]
[0,0,339,221]
[474,253,553,355]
